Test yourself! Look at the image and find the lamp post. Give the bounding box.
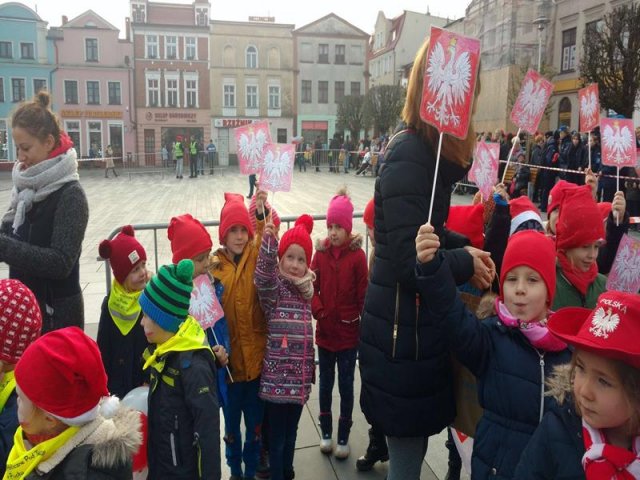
[533,16,549,72]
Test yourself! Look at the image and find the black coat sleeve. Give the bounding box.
[483,202,510,277]
[513,413,555,479]
[597,211,629,274]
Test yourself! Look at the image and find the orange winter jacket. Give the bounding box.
[210,222,267,383]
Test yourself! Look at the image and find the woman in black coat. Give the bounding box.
[358,38,495,480]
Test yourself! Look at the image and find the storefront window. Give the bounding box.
[65,120,81,157]
[88,121,102,158]
[0,120,8,160]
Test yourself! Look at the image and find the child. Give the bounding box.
[415,228,572,479]
[311,189,368,458]
[515,291,640,479]
[553,187,607,310]
[0,279,42,476]
[140,260,220,479]
[97,225,149,399]
[8,326,141,478]
[254,215,316,480]
[209,191,268,480]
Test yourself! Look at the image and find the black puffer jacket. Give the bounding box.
[359,129,474,438]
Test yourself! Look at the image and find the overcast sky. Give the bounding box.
[14,0,470,36]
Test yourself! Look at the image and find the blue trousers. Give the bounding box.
[222,378,264,477]
[318,347,357,423]
[267,402,303,480]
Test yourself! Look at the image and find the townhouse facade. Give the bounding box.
[49,10,134,160]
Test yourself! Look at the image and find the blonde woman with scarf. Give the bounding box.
[0,92,88,333]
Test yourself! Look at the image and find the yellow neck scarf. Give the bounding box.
[0,371,16,413]
[142,316,210,374]
[4,425,79,480]
[107,280,142,336]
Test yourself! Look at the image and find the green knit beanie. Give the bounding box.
[139,259,194,333]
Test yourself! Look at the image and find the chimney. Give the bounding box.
[125,17,131,41]
[61,15,68,25]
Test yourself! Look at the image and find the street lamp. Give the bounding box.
[533,16,549,72]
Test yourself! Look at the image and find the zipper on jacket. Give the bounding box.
[193,432,202,478]
[415,300,419,361]
[538,354,545,423]
[170,414,179,467]
[392,284,400,359]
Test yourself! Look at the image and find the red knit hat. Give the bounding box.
[0,279,42,365]
[99,226,147,284]
[168,214,213,264]
[278,214,314,266]
[547,180,579,214]
[15,327,110,425]
[500,230,556,306]
[363,198,375,230]
[509,196,543,236]
[446,204,485,249]
[219,193,254,243]
[249,195,281,232]
[327,194,354,233]
[556,187,605,251]
[597,202,612,222]
[549,291,640,369]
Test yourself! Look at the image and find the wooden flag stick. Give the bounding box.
[501,127,522,184]
[427,132,444,224]
[616,166,620,227]
[587,131,592,171]
[209,327,234,382]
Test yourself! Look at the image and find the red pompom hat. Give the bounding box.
[363,198,375,230]
[278,214,314,266]
[168,214,213,264]
[219,193,254,243]
[500,230,557,306]
[0,279,42,365]
[15,327,111,425]
[446,204,485,249]
[509,196,543,236]
[98,225,147,284]
[547,180,580,214]
[556,187,605,251]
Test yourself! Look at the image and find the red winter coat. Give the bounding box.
[311,234,368,352]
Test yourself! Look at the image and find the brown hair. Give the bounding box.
[534,134,544,144]
[570,350,640,435]
[12,91,61,146]
[402,39,479,168]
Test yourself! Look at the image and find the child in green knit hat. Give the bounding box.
[140,259,221,479]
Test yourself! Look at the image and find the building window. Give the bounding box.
[196,7,208,26]
[246,46,258,69]
[146,35,158,59]
[87,81,100,104]
[185,37,196,60]
[585,19,604,37]
[20,42,34,59]
[147,76,159,106]
[558,96,572,129]
[33,79,47,94]
[0,42,11,58]
[350,81,361,96]
[277,128,287,143]
[85,38,98,61]
[335,44,345,64]
[65,121,81,156]
[0,78,4,102]
[318,81,328,104]
[223,84,235,107]
[108,81,121,105]
[334,81,345,103]
[166,78,178,107]
[64,80,78,104]
[301,80,312,103]
[0,120,7,159]
[318,44,329,63]
[88,121,102,157]
[11,78,25,102]
[268,85,280,109]
[185,79,197,108]
[165,36,177,59]
[561,28,576,73]
[246,85,258,109]
[350,44,363,65]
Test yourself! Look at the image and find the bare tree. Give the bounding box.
[581,3,640,118]
[364,85,405,137]
[336,95,369,142]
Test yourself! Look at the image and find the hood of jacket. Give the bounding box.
[314,233,363,253]
[546,363,573,406]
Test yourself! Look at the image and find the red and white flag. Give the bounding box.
[451,428,473,475]
[578,84,600,133]
[259,143,295,193]
[190,274,225,330]
[606,234,640,293]
[234,120,272,175]
[601,118,637,168]
[420,27,480,139]
[469,140,499,201]
[510,70,553,134]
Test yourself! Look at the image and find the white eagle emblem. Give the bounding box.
[603,122,634,165]
[580,90,598,126]
[238,128,268,169]
[517,78,548,125]
[589,307,620,339]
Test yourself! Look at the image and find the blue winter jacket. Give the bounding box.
[417,255,571,480]
[0,391,18,477]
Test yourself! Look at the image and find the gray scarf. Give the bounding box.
[3,148,79,233]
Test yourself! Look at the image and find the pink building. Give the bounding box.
[49,10,134,161]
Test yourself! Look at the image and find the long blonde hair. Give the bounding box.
[402,38,480,168]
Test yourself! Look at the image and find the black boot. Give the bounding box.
[255,447,270,479]
[445,431,462,480]
[356,427,389,471]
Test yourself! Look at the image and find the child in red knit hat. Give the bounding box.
[97,225,149,399]
[0,279,42,477]
[515,291,640,479]
[415,226,571,479]
[209,190,269,480]
[255,215,316,480]
[311,187,368,459]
